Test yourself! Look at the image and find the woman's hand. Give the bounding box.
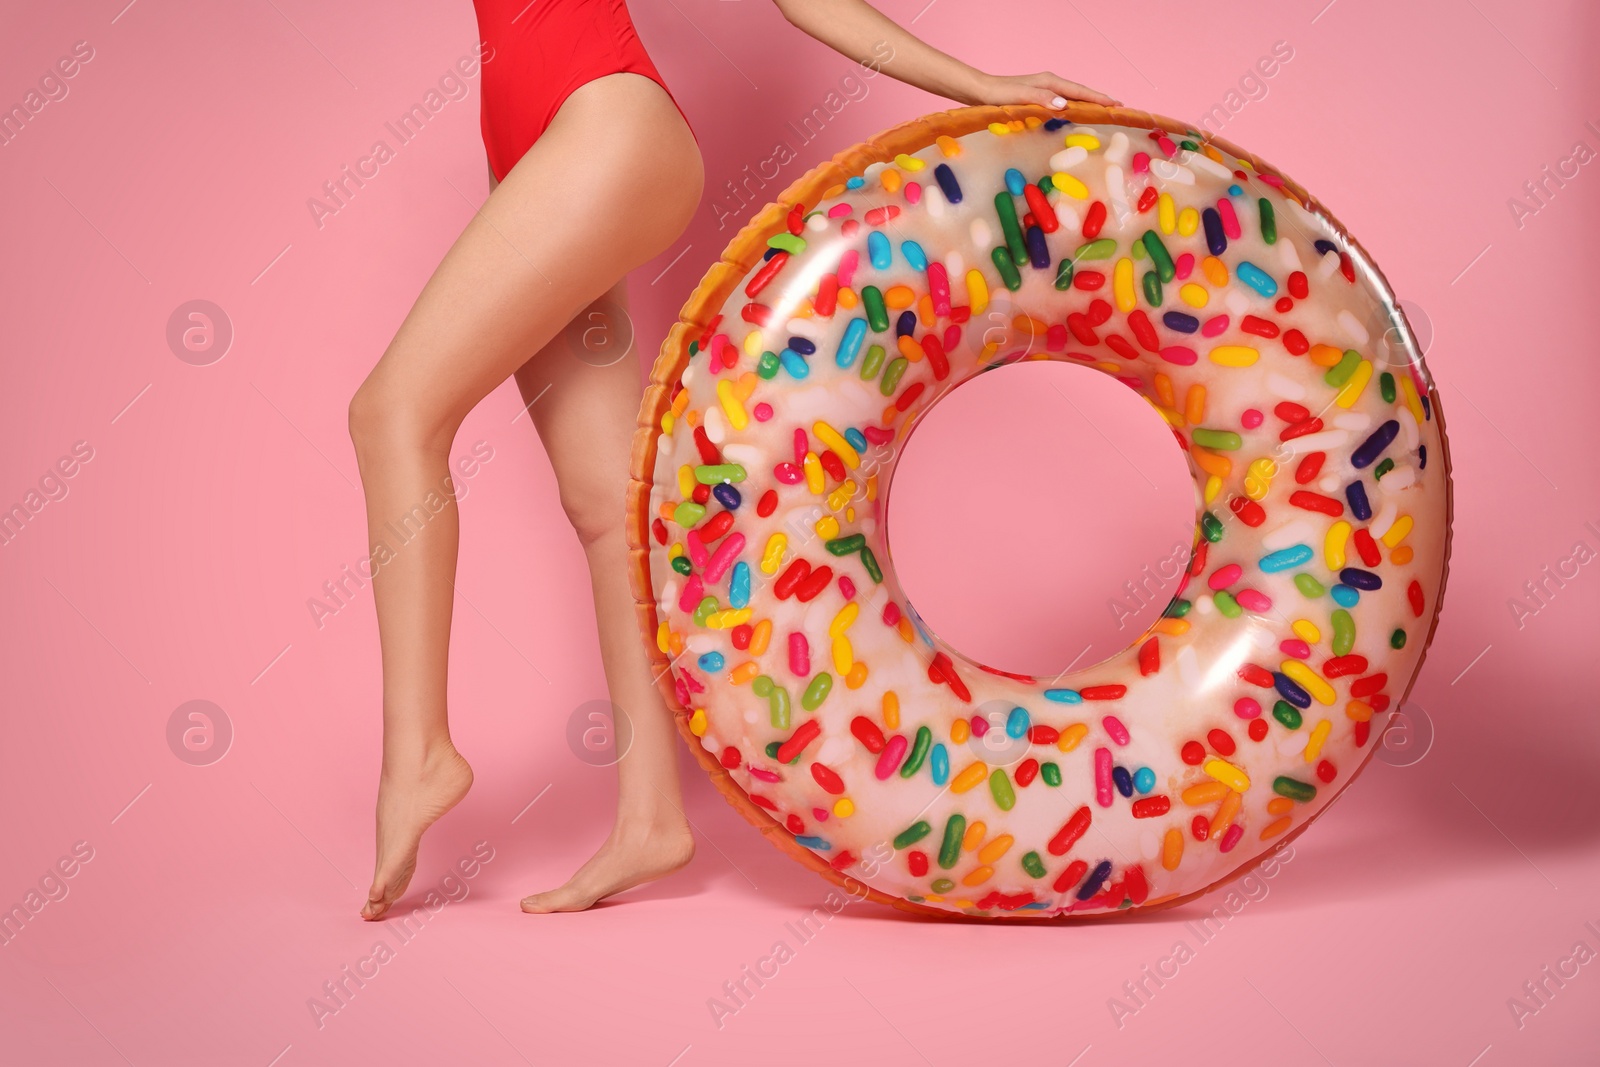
[962,70,1120,109]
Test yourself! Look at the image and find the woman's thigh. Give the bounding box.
[355,72,701,448]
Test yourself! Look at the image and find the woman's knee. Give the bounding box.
[348,370,457,460]
[558,479,625,548]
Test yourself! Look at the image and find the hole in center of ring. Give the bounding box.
[883,360,1196,679]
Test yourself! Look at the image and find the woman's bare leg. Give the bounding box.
[350,72,702,920]
[513,283,696,912]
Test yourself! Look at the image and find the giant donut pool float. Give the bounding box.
[626,104,1451,918]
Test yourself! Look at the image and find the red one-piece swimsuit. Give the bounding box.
[472,0,695,181]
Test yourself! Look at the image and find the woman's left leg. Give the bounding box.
[510,281,697,912]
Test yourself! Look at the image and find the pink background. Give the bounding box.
[3,0,1598,1064]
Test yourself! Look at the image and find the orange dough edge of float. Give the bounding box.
[624,103,1455,921]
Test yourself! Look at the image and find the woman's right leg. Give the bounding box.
[350,71,702,920]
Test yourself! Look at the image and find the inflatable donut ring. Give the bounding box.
[627,104,1451,919]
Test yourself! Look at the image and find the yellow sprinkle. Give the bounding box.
[1177,207,1200,236]
[1305,719,1332,762]
[966,269,989,314]
[893,152,925,172]
[1204,758,1251,792]
[1325,520,1351,570]
[1113,257,1136,312]
[987,122,1012,135]
[1281,660,1335,706]
[1334,358,1373,408]
[978,835,1014,865]
[1057,722,1089,751]
[1064,133,1100,149]
[676,464,695,498]
[655,620,672,654]
[705,608,751,628]
[1179,283,1209,309]
[749,619,771,655]
[1051,172,1089,199]
[802,451,824,494]
[688,708,707,736]
[1381,514,1414,548]
[813,515,840,542]
[1244,456,1277,501]
[1399,372,1425,423]
[716,378,747,430]
[833,798,855,817]
[832,636,853,674]
[826,481,855,511]
[828,603,859,637]
[951,762,987,793]
[1158,192,1176,234]
[1292,619,1320,644]
[1208,345,1259,367]
[1204,474,1222,504]
[742,330,762,356]
[760,533,787,575]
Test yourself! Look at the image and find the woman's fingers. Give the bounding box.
[1041,72,1120,107]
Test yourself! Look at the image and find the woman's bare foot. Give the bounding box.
[520,812,694,913]
[362,742,474,920]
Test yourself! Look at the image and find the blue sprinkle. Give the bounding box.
[1026,225,1050,269]
[1133,766,1156,794]
[1019,901,1051,910]
[729,562,750,608]
[1331,583,1361,608]
[846,176,865,190]
[779,349,810,378]
[843,427,867,453]
[1006,706,1030,739]
[934,162,963,204]
[697,651,725,672]
[1422,394,1432,420]
[868,230,891,270]
[1043,118,1071,131]
[1419,444,1428,469]
[788,336,816,355]
[1203,207,1227,255]
[1076,860,1113,900]
[1351,420,1399,469]
[1236,261,1278,297]
[1112,765,1133,798]
[895,310,917,338]
[713,483,741,510]
[930,743,950,786]
[1228,183,1244,196]
[1163,311,1200,334]
[1274,672,1312,709]
[834,317,867,368]
[1313,238,1338,256]
[762,247,782,262]
[1259,544,1313,573]
[1005,168,1026,195]
[1043,688,1083,704]
[795,835,830,850]
[1346,480,1372,521]
[1340,567,1383,591]
[902,240,928,271]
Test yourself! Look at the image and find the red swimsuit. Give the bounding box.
[472,0,693,181]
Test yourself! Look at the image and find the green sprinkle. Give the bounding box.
[1192,428,1243,451]
[1202,511,1225,542]
[860,343,885,381]
[825,534,866,556]
[757,351,780,379]
[1142,230,1175,282]
[1054,258,1075,291]
[1142,269,1163,307]
[1021,851,1047,878]
[1163,598,1192,618]
[768,685,791,729]
[862,285,889,332]
[993,191,1027,264]
[673,501,705,527]
[1038,175,1054,194]
[801,672,832,711]
[1324,349,1362,388]
[930,878,955,894]
[991,246,1023,291]
[671,555,692,576]
[1273,776,1317,802]
[880,356,908,396]
[695,463,745,484]
[989,769,1016,811]
[1331,608,1355,656]
[1294,573,1326,598]
[1258,198,1277,244]
[693,596,717,627]
[1040,761,1062,787]
[1214,591,1242,618]
[1272,700,1303,729]
[900,726,932,777]
[1390,628,1407,650]
[768,233,806,255]
[938,815,966,869]
[752,675,773,697]
[1075,238,1117,261]
[1374,457,1395,479]
[1380,371,1396,403]
[860,545,883,583]
[893,821,932,849]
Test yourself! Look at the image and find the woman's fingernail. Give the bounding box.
[1050,95,1067,108]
